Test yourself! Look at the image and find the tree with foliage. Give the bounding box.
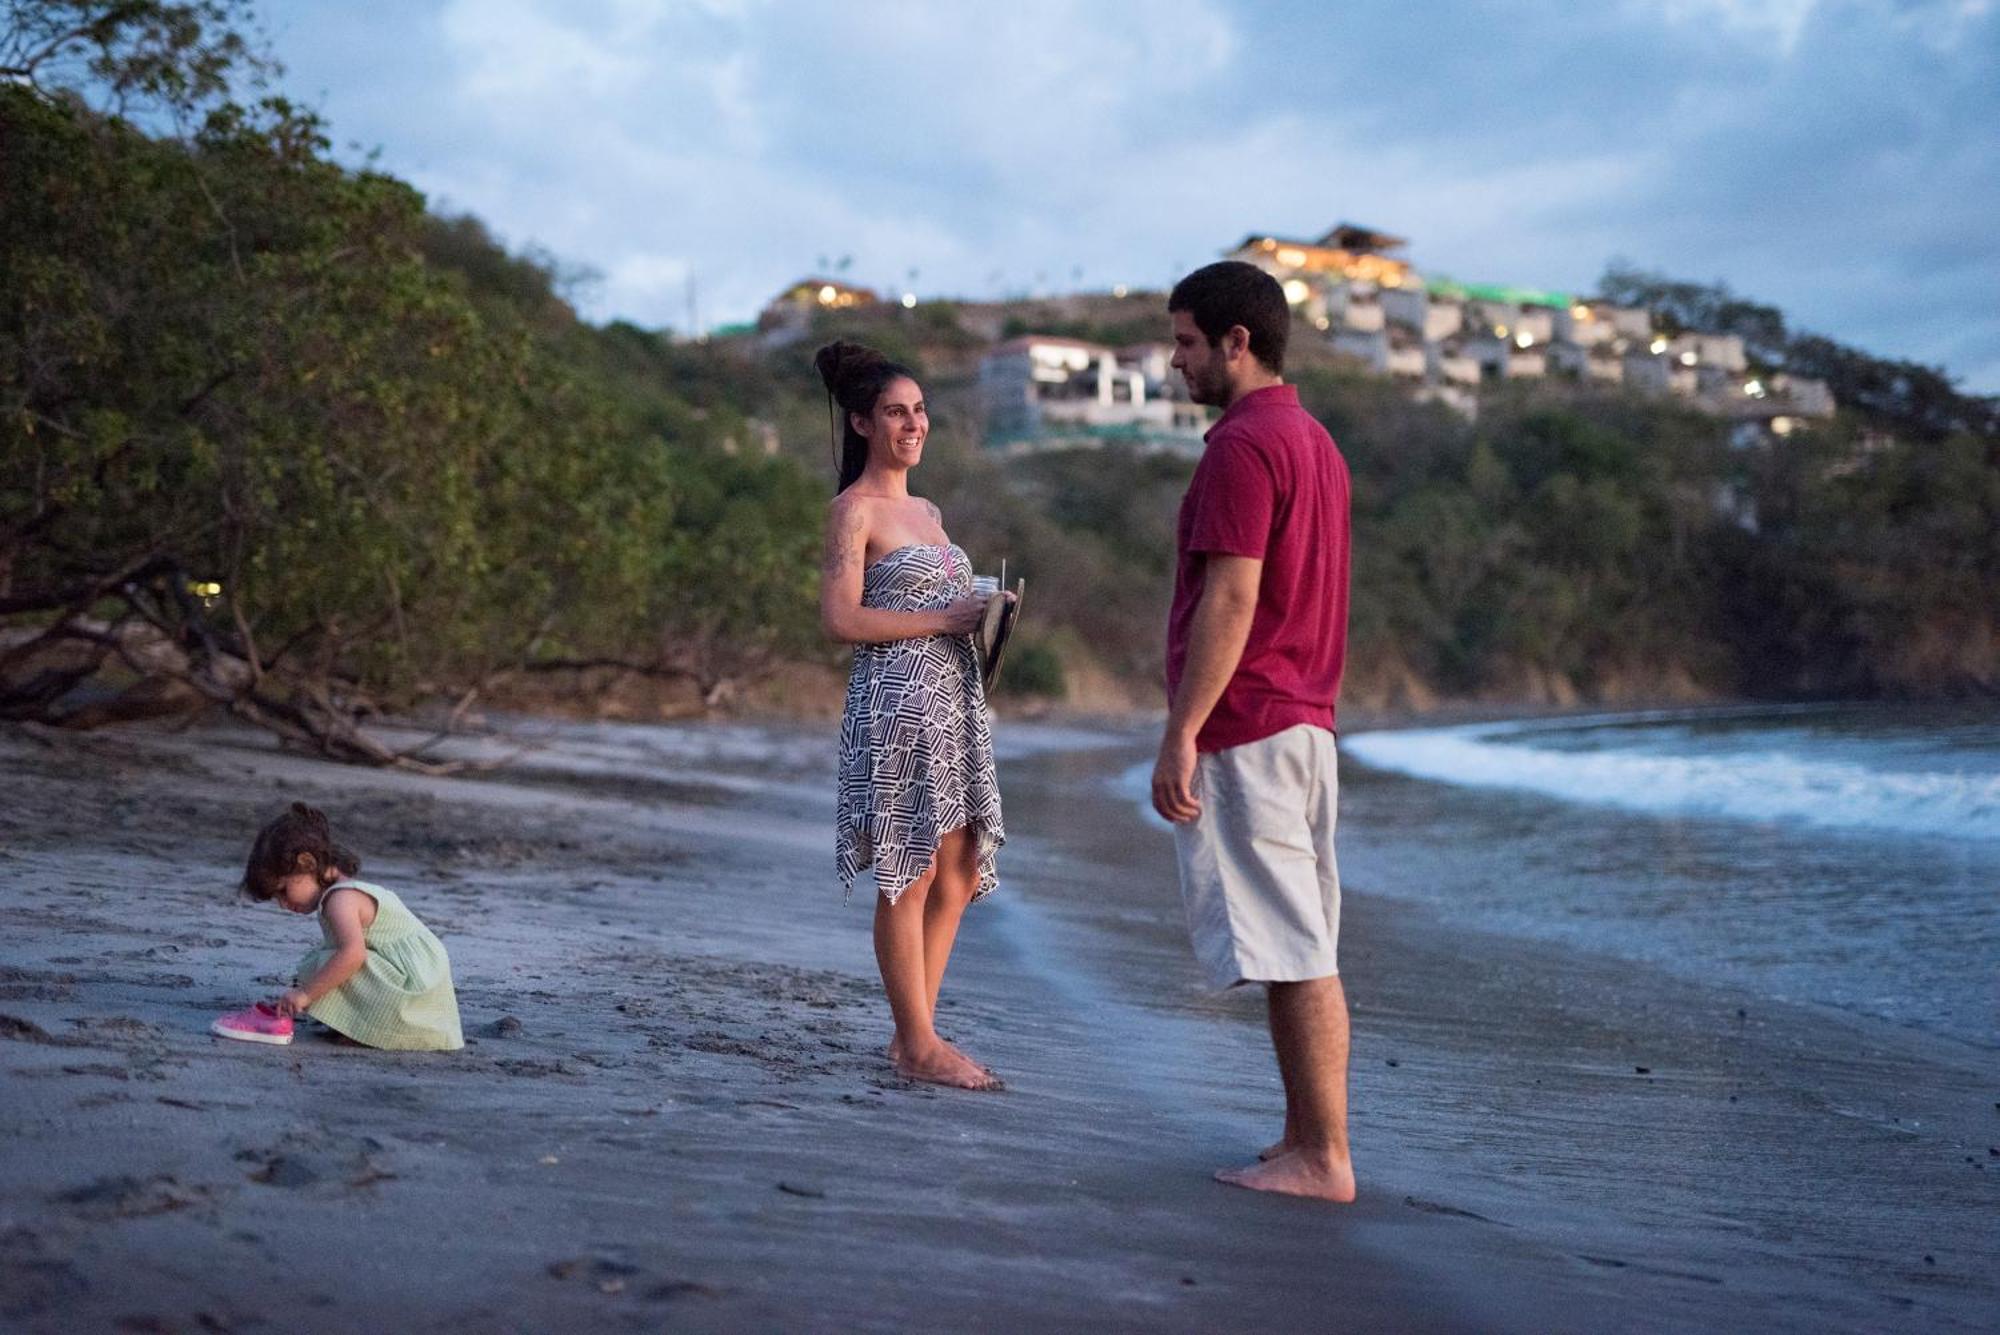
[1,1,823,760]
[1,0,263,118]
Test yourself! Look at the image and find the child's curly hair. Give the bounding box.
[241,802,362,901]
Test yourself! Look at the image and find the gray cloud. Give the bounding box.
[268,0,2000,391]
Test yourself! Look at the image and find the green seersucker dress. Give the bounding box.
[296,880,464,1051]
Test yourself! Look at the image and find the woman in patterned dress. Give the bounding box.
[816,340,1008,1091]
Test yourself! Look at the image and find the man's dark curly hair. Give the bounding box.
[1168,260,1289,374]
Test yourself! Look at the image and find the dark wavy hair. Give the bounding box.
[241,802,362,901]
[814,340,920,492]
[1168,260,1290,374]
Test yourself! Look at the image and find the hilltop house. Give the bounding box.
[1227,223,1417,293]
[979,335,1207,454]
[757,276,878,345]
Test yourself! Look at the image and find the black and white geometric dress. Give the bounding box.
[837,543,1004,904]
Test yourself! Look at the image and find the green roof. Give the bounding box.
[1425,276,1574,309]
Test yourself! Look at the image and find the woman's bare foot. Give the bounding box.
[1216,1148,1356,1202]
[889,1033,996,1078]
[891,1035,1003,1090]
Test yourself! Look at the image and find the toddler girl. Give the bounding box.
[212,802,463,1051]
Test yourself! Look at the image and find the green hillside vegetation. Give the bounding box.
[0,3,823,761]
[3,2,1994,765]
[786,298,1999,709]
[1304,363,1997,704]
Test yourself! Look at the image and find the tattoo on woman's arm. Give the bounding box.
[824,507,862,579]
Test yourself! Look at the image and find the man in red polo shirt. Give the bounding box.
[1152,260,1355,1203]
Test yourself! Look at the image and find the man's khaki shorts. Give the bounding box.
[1173,723,1341,990]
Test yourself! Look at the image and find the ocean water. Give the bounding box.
[1119,705,1999,1047]
[1340,706,2000,843]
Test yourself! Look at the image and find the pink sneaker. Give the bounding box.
[211,1001,294,1045]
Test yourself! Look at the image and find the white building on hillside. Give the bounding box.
[1546,341,1589,377]
[1671,332,1748,374]
[1461,328,1549,380]
[1428,340,1481,388]
[1378,283,1427,332]
[1771,374,1836,417]
[1555,300,1651,348]
[979,336,1208,453]
[1625,353,1698,397]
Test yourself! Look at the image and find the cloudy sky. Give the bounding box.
[267,0,2000,391]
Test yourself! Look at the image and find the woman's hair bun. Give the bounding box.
[814,340,886,397]
[814,339,917,491]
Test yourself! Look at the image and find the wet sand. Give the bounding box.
[0,718,1994,1332]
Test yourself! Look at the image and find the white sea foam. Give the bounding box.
[1342,719,2000,842]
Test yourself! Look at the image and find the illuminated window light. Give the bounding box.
[1744,379,1765,397]
[1515,331,1534,349]
[1277,248,1308,267]
[1282,279,1312,305]
[1679,351,1698,366]
[1650,337,1669,354]
[818,284,838,304]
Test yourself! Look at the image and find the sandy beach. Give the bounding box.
[1,715,1994,1333]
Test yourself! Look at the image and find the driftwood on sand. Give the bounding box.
[0,557,488,773]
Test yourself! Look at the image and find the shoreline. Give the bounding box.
[2,716,1994,1331]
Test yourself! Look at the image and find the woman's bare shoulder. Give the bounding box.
[827,490,876,532]
[830,489,891,515]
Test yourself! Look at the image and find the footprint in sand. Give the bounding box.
[0,1228,88,1321]
[236,1131,396,1193]
[246,1157,321,1189]
[0,1014,68,1045]
[1577,1254,1725,1284]
[1403,1195,1505,1225]
[51,1174,211,1220]
[546,1255,724,1302]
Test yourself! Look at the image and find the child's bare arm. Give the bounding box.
[280,889,370,1015]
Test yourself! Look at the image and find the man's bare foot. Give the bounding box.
[891,1035,1003,1090]
[1216,1149,1355,1202]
